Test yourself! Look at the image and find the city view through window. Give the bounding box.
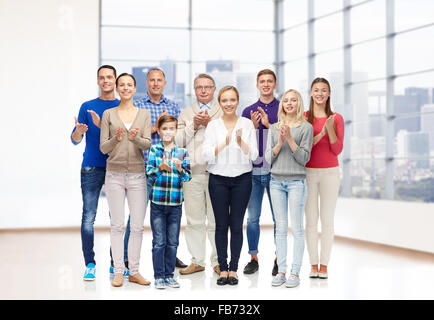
[101,0,434,202]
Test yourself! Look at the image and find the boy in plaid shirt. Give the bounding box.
[146,115,192,289]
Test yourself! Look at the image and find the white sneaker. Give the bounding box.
[271,273,286,286]
[309,270,319,278]
[285,275,300,288]
[318,271,328,279]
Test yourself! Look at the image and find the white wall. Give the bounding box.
[0,0,100,228]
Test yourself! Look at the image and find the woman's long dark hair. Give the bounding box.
[306,77,333,124]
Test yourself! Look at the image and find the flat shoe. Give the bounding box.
[217,276,228,286]
[128,273,151,285]
[227,276,238,285]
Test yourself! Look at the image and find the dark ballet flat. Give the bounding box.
[227,276,239,285]
[217,276,228,286]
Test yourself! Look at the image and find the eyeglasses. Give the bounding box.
[194,86,215,91]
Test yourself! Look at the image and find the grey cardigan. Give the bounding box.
[100,107,151,172]
[265,122,313,180]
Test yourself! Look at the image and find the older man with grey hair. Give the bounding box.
[176,73,223,275]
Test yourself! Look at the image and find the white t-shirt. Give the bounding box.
[202,117,258,177]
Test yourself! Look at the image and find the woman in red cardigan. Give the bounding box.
[304,78,344,279]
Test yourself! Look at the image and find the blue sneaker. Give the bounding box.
[83,263,96,281]
[109,266,130,277]
[154,278,166,289]
[164,278,180,288]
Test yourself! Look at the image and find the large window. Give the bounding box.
[100,0,274,111]
[280,0,434,202]
[101,0,434,202]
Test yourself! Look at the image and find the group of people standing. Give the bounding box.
[71,65,344,289]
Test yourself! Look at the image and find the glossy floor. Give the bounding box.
[1,227,433,300]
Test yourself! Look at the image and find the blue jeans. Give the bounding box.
[270,178,307,275]
[246,173,275,255]
[150,202,182,279]
[80,166,106,266]
[79,166,129,267]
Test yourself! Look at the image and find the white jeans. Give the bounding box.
[183,174,218,268]
[105,171,147,275]
[305,167,340,266]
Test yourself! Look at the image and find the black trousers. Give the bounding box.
[208,172,252,272]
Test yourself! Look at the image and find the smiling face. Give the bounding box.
[97,68,116,94]
[311,81,330,106]
[218,89,239,116]
[257,74,277,98]
[146,69,166,97]
[281,91,299,117]
[116,75,136,100]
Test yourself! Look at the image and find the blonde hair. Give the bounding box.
[276,89,306,128]
[218,86,239,102]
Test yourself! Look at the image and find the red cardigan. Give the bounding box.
[304,112,344,168]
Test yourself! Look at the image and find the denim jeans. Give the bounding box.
[150,202,182,279]
[270,177,307,275]
[208,172,252,272]
[80,166,106,266]
[246,173,275,255]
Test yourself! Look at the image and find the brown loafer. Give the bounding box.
[213,265,221,275]
[111,273,124,287]
[128,273,151,285]
[179,263,205,275]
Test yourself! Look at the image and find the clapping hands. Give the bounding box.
[193,110,211,130]
[115,127,125,141]
[158,155,172,172]
[128,128,139,141]
[74,117,88,135]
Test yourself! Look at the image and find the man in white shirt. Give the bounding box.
[175,74,223,275]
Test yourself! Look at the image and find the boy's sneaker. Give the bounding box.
[83,263,96,281]
[109,266,130,277]
[271,273,286,286]
[285,275,300,288]
[164,278,180,288]
[154,278,166,289]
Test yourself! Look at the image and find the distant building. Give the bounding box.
[132,66,154,94]
[421,104,434,151]
[394,87,430,135]
[160,59,177,95]
[206,60,235,73]
[396,130,430,169]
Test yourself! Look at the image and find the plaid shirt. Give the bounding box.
[133,93,180,165]
[146,142,192,206]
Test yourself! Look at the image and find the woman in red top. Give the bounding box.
[304,78,344,279]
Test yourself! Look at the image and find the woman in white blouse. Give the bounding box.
[202,86,258,286]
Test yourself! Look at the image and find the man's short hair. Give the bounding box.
[256,69,276,82]
[97,65,117,78]
[147,68,166,79]
[194,73,215,86]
